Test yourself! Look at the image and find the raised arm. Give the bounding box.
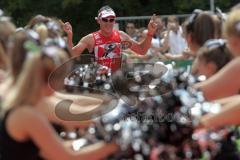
[62,22,93,57]
[71,35,94,56]
[62,22,73,50]
[120,14,157,55]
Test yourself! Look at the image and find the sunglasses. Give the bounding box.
[101,18,115,23]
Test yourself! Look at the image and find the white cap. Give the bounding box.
[98,9,116,19]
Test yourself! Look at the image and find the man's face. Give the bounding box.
[126,23,135,35]
[99,16,116,33]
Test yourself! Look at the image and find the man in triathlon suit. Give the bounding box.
[63,5,157,72]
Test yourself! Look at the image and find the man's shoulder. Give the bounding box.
[81,33,94,43]
[85,33,94,39]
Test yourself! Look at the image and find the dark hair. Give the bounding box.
[125,21,135,29]
[212,15,222,38]
[185,10,216,46]
[8,31,30,81]
[197,40,232,71]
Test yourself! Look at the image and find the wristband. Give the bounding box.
[147,32,154,37]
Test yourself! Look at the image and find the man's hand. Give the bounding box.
[147,14,158,36]
[59,20,74,51]
[62,21,73,36]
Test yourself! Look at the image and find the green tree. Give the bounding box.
[0,0,238,43]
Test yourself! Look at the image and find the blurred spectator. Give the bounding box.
[184,10,217,54]
[162,15,188,55]
[125,21,138,40]
[154,16,166,41]
[191,39,232,78]
[165,10,217,60]
[223,10,240,58]
[0,10,16,82]
[136,27,147,42]
[194,9,240,100]
[212,15,223,38]
[0,28,118,160]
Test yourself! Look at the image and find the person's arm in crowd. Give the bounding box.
[161,30,170,53]
[164,53,186,60]
[200,98,240,128]
[120,14,157,55]
[194,57,240,101]
[14,107,118,160]
[122,49,145,58]
[164,48,192,60]
[151,50,168,61]
[213,95,240,106]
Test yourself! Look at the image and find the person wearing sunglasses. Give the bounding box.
[191,39,232,79]
[63,5,157,72]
